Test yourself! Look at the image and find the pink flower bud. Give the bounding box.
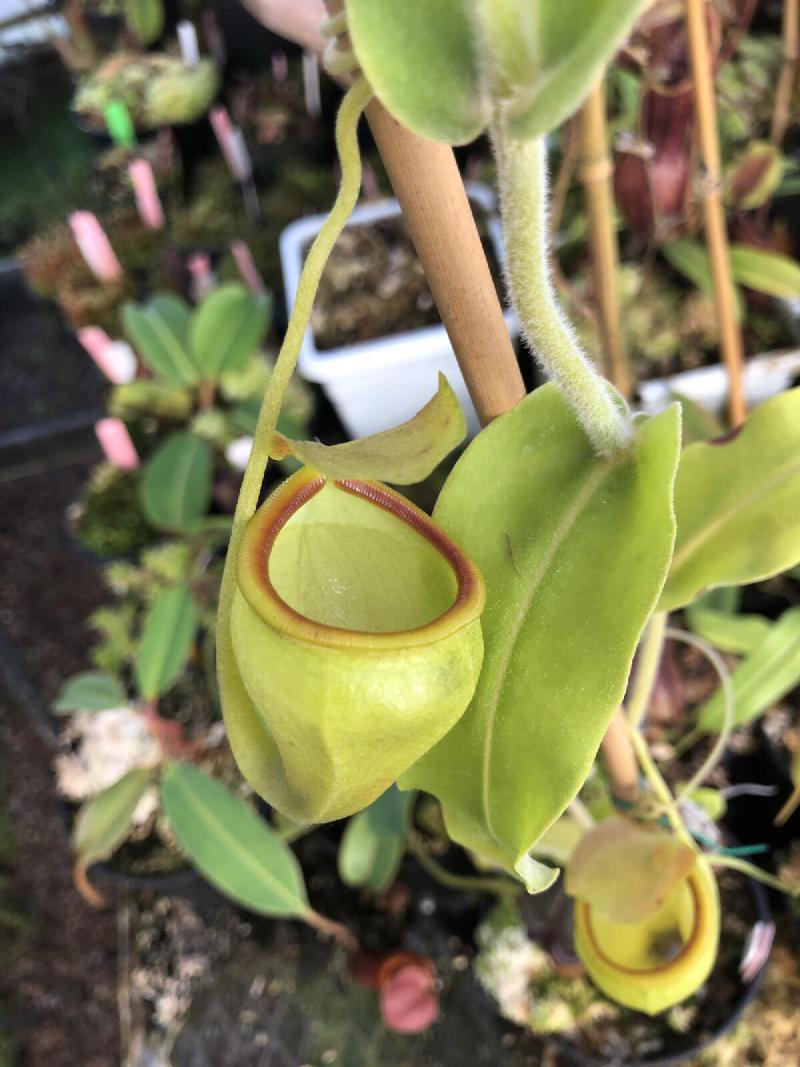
[69,212,123,283]
[128,159,165,231]
[95,418,139,470]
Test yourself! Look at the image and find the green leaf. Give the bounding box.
[347,0,647,143]
[670,393,726,446]
[122,294,196,386]
[724,141,784,211]
[504,0,651,140]
[662,239,743,322]
[698,608,800,731]
[134,584,198,700]
[73,768,151,868]
[402,386,681,888]
[272,374,466,484]
[730,245,800,299]
[347,0,489,144]
[140,432,212,532]
[565,817,696,923]
[53,671,126,714]
[190,283,271,381]
[338,786,412,893]
[124,0,164,45]
[685,606,771,656]
[160,761,308,917]
[660,388,800,611]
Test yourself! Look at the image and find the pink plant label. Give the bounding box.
[128,159,165,231]
[188,252,216,300]
[210,106,251,182]
[78,328,137,384]
[230,240,265,294]
[95,418,139,470]
[69,212,123,283]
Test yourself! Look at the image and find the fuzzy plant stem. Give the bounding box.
[490,126,633,457]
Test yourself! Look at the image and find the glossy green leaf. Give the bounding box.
[685,606,771,655]
[160,761,308,917]
[140,432,212,532]
[338,786,412,893]
[662,240,743,322]
[135,584,198,700]
[730,245,800,299]
[402,385,681,889]
[660,388,800,611]
[272,374,466,484]
[698,608,800,731]
[73,768,151,868]
[53,671,126,714]
[124,0,164,45]
[122,294,196,386]
[347,0,489,144]
[566,817,696,923]
[190,283,271,380]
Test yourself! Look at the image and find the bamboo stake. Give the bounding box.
[771,0,799,147]
[685,0,747,425]
[577,81,631,398]
[600,708,640,803]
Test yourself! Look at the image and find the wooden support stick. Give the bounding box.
[324,0,524,425]
[366,106,526,424]
[685,0,747,426]
[771,0,799,147]
[578,82,631,398]
[600,709,640,804]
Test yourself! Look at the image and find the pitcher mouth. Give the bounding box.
[237,466,485,651]
[578,869,707,978]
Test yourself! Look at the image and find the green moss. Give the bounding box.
[72,463,155,560]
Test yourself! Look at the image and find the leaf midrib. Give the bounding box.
[479,461,611,843]
[167,771,305,914]
[146,309,198,383]
[139,588,192,698]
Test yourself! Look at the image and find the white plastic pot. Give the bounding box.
[280,182,517,438]
[638,348,800,416]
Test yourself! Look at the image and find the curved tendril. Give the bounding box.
[216,76,374,681]
[664,626,735,805]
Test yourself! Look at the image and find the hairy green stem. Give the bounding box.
[407,834,519,901]
[215,77,372,691]
[626,612,667,730]
[490,125,632,456]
